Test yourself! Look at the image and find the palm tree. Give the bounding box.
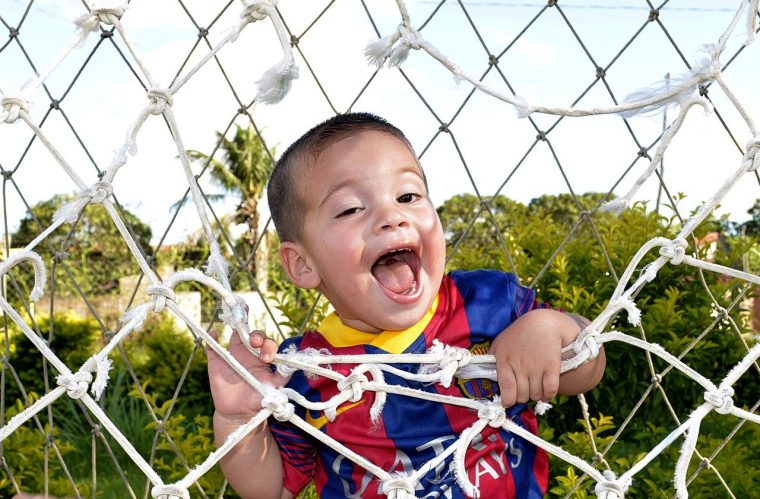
[187,125,274,287]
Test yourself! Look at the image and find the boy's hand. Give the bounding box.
[488,309,573,407]
[207,330,287,420]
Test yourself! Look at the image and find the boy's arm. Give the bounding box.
[488,308,606,407]
[556,312,606,396]
[207,331,294,499]
[214,416,294,499]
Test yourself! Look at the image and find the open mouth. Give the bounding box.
[371,247,420,297]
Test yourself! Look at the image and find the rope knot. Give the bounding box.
[686,43,721,86]
[477,398,507,428]
[241,1,273,23]
[743,137,760,172]
[337,372,368,402]
[377,25,423,67]
[275,345,328,378]
[398,25,422,50]
[367,24,424,67]
[594,470,630,499]
[146,284,177,313]
[57,371,93,399]
[261,388,294,421]
[91,2,126,25]
[704,387,734,414]
[78,355,113,400]
[82,181,113,204]
[1,95,29,124]
[572,332,601,360]
[659,237,688,265]
[151,485,190,499]
[219,295,249,334]
[147,88,173,115]
[381,476,416,499]
[421,340,472,388]
[611,296,641,326]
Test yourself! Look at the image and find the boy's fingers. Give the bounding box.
[205,331,219,358]
[228,330,243,348]
[249,330,266,348]
[529,373,544,402]
[542,364,560,401]
[206,346,219,362]
[514,371,530,404]
[238,330,277,363]
[497,365,517,407]
[260,338,277,363]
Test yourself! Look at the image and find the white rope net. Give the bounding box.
[0,0,759,498]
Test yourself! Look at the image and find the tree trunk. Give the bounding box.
[241,198,268,295]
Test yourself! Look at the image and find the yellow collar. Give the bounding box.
[316,296,439,354]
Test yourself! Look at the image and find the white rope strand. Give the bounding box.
[163,107,231,289]
[1,0,759,497]
[0,387,67,443]
[0,250,47,301]
[602,97,712,215]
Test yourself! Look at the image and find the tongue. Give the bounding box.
[372,260,415,294]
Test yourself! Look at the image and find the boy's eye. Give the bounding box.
[337,207,362,218]
[397,193,420,203]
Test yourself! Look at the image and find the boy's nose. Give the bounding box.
[377,209,409,232]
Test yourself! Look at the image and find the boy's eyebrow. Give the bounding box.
[399,164,425,179]
[318,177,361,208]
[318,165,425,208]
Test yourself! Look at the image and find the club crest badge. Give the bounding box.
[456,340,497,399]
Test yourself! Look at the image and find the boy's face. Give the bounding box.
[283,130,446,333]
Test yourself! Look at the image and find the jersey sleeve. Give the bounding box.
[448,269,552,343]
[267,336,316,495]
[510,273,551,319]
[268,418,316,494]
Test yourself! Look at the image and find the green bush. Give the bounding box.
[0,312,220,497]
[2,192,757,497]
[10,194,152,299]
[436,193,760,497]
[113,314,213,417]
[3,312,101,406]
[0,393,89,498]
[131,383,232,498]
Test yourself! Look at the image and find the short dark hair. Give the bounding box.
[267,112,423,242]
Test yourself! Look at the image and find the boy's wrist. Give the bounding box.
[214,410,259,425]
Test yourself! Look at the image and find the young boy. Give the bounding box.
[207,113,606,498]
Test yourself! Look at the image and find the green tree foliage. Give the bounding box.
[740,198,760,236]
[157,225,247,323]
[187,125,274,278]
[2,191,757,497]
[10,194,152,297]
[437,192,760,496]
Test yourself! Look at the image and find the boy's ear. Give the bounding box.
[279,242,321,289]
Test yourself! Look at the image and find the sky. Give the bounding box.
[0,0,758,247]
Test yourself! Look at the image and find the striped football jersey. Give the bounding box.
[270,269,550,498]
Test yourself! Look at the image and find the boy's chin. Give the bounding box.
[377,304,431,331]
